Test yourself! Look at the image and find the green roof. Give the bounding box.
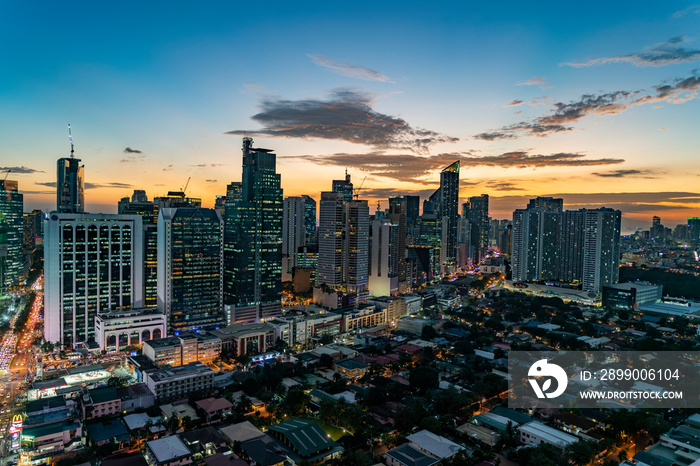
[334,358,368,370]
[267,419,337,457]
[23,421,80,439]
[89,387,120,404]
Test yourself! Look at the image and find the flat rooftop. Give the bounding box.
[147,435,191,463]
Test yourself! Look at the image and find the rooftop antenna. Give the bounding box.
[68,124,74,158]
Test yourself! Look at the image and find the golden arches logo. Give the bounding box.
[12,414,23,423]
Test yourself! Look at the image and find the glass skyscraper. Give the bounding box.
[158,207,224,333]
[57,157,84,213]
[224,138,283,324]
[0,180,24,290]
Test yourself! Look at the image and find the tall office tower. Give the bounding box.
[44,213,144,347]
[388,197,407,284]
[499,222,512,257]
[527,197,563,212]
[317,192,345,287]
[317,192,370,306]
[158,207,224,333]
[332,171,354,202]
[0,180,24,289]
[57,157,84,213]
[369,218,399,297]
[417,200,441,279]
[689,218,700,245]
[435,161,460,272]
[303,195,317,245]
[118,192,159,307]
[23,209,44,252]
[132,190,148,203]
[582,208,621,293]
[0,220,7,295]
[283,197,306,273]
[223,138,283,324]
[404,195,420,228]
[464,194,490,265]
[214,195,226,216]
[650,216,665,241]
[344,200,370,300]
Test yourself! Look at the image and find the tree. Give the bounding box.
[408,366,438,395]
[618,449,629,462]
[564,441,597,466]
[282,388,310,416]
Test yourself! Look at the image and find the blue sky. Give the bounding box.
[2,1,700,229]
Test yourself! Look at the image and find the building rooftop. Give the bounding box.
[147,435,192,464]
[102,453,149,466]
[385,444,439,466]
[518,421,577,448]
[26,395,66,413]
[23,421,80,439]
[334,358,368,371]
[144,336,181,349]
[160,403,200,421]
[219,421,265,443]
[267,418,337,457]
[117,382,154,400]
[145,361,214,382]
[195,397,233,413]
[66,363,106,375]
[210,323,273,339]
[178,426,227,453]
[123,413,165,432]
[406,430,465,459]
[88,386,120,404]
[86,419,130,443]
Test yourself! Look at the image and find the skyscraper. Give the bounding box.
[512,198,621,294]
[317,185,370,307]
[303,195,317,246]
[332,171,354,202]
[283,197,307,273]
[464,194,489,265]
[689,217,700,245]
[388,197,407,285]
[57,157,84,213]
[431,161,460,272]
[158,207,224,333]
[582,208,621,293]
[0,180,24,290]
[44,213,144,346]
[368,217,399,297]
[224,138,283,324]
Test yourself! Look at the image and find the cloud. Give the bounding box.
[0,166,44,174]
[591,169,659,178]
[564,37,700,67]
[485,181,525,191]
[672,5,700,18]
[188,164,227,168]
[517,77,548,86]
[123,147,142,154]
[226,89,458,154]
[475,71,700,139]
[287,150,623,183]
[308,55,393,82]
[474,122,573,140]
[205,179,217,183]
[36,181,132,189]
[163,165,173,171]
[505,100,524,107]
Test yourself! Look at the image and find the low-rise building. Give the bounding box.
[117,383,156,413]
[95,307,167,351]
[145,435,193,466]
[142,334,222,367]
[266,419,344,463]
[143,362,215,401]
[86,419,131,448]
[82,387,121,420]
[194,398,233,421]
[405,430,466,460]
[209,323,275,355]
[20,421,83,464]
[385,443,440,466]
[333,358,369,381]
[518,421,578,450]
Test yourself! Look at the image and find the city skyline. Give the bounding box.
[2,2,700,230]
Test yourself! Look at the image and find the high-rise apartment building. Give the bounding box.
[158,207,225,333]
[223,138,283,324]
[0,180,24,290]
[388,197,407,285]
[57,157,84,213]
[582,208,621,293]
[689,218,700,245]
[303,195,317,245]
[368,217,399,297]
[317,184,369,307]
[464,194,489,265]
[512,199,620,294]
[44,213,144,347]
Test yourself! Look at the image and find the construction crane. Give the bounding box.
[353,176,367,200]
[182,176,191,195]
[68,124,74,158]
